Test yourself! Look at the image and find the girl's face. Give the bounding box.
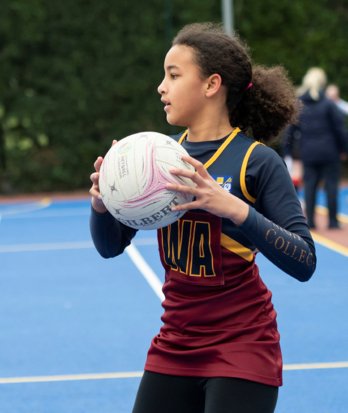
[158,45,209,127]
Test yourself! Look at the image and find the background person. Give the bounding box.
[326,84,348,116]
[283,68,348,229]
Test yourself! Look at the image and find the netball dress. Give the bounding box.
[90,128,316,387]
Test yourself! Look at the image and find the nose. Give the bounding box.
[157,78,166,95]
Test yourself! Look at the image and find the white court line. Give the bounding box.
[0,241,94,253]
[1,235,347,384]
[2,208,90,219]
[0,371,143,384]
[0,198,52,218]
[0,239,164,302]
[125,243,165,302]
[0,238,157,253]
[1,361,348,384]
[283,361,348,370]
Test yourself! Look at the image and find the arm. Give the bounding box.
[166,147,316,282]
[239,208,315,282]
[89,150,137,259]
[90,208,137,258]
[240,145,316,281]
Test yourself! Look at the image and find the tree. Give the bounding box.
[0,0,347,193]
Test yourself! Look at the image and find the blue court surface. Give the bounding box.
[0,188,347,413]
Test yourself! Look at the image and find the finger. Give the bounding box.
[169,167,195,179]
[89,187,101,198]
[90,171,100,184]
[90,184,101,199]
[94,156,103,172]
[181,155,210,178]
[171,199,197,211]
[112,139,118,146]
[169,167,205,186]
[166,182,197,195]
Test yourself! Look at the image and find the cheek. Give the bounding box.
[182,90,205,113]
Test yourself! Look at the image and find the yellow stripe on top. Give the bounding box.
[178,128,241,169]
[178,130,188,144]
[221,233,254,262]
[240,141,262,204]
[204,128,240,168]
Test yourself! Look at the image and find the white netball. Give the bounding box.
[99,131,195,230]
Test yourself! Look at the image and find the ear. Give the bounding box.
[205,73,223,97]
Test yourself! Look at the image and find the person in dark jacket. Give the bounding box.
[283,67,348,229]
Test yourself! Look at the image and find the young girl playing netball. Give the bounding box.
[89,22,316,413]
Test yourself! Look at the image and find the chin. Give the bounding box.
[167,116,185,127]
[167,118,178,126]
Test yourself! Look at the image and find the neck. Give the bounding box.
[186,120,234,142]
[184,94,233,141]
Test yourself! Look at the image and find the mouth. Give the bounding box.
[161,99,171,112]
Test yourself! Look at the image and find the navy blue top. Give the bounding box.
[90,130,316,282]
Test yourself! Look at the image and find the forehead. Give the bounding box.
[164,44,197,69]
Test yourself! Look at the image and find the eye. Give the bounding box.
[170,73,179,80]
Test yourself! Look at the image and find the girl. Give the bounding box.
[90,23,316,413]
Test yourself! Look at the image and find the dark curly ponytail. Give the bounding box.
[173,23,299,143]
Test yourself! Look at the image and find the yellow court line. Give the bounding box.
[39,197,52,206]
[311,232,348,257]
[315,205,348,224]
[309,205,348,256]
[0,197,52,217]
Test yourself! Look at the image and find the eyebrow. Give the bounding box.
[165,64,179,71]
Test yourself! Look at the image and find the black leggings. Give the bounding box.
[132,371,278,413]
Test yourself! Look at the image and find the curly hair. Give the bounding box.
[173,23,299,142]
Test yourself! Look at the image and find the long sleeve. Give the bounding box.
[240,207,315,281]
[89,208,137,258]
[240,144,316,282]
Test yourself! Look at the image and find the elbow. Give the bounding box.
[296,249,317,282]
[98,250,116,259]
[96,246,124,259]
[296,271,314,283]
[292,260,317,283]
[91,239,122,259]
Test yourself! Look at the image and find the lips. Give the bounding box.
[161,99,171,112]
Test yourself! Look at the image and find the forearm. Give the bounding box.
[89,208,136,258]
[239,207,316,282]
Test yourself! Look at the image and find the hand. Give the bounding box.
[166,155,249,226]
[89,140,117,213]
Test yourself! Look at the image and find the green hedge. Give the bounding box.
[0,0,347,193]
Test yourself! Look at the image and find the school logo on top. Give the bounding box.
[215,176,232,192]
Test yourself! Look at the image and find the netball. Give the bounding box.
[99,131,195,230]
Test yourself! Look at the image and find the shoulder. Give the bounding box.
[249,140,284,166]
[234,131,285,171]
[246,142,289,189]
